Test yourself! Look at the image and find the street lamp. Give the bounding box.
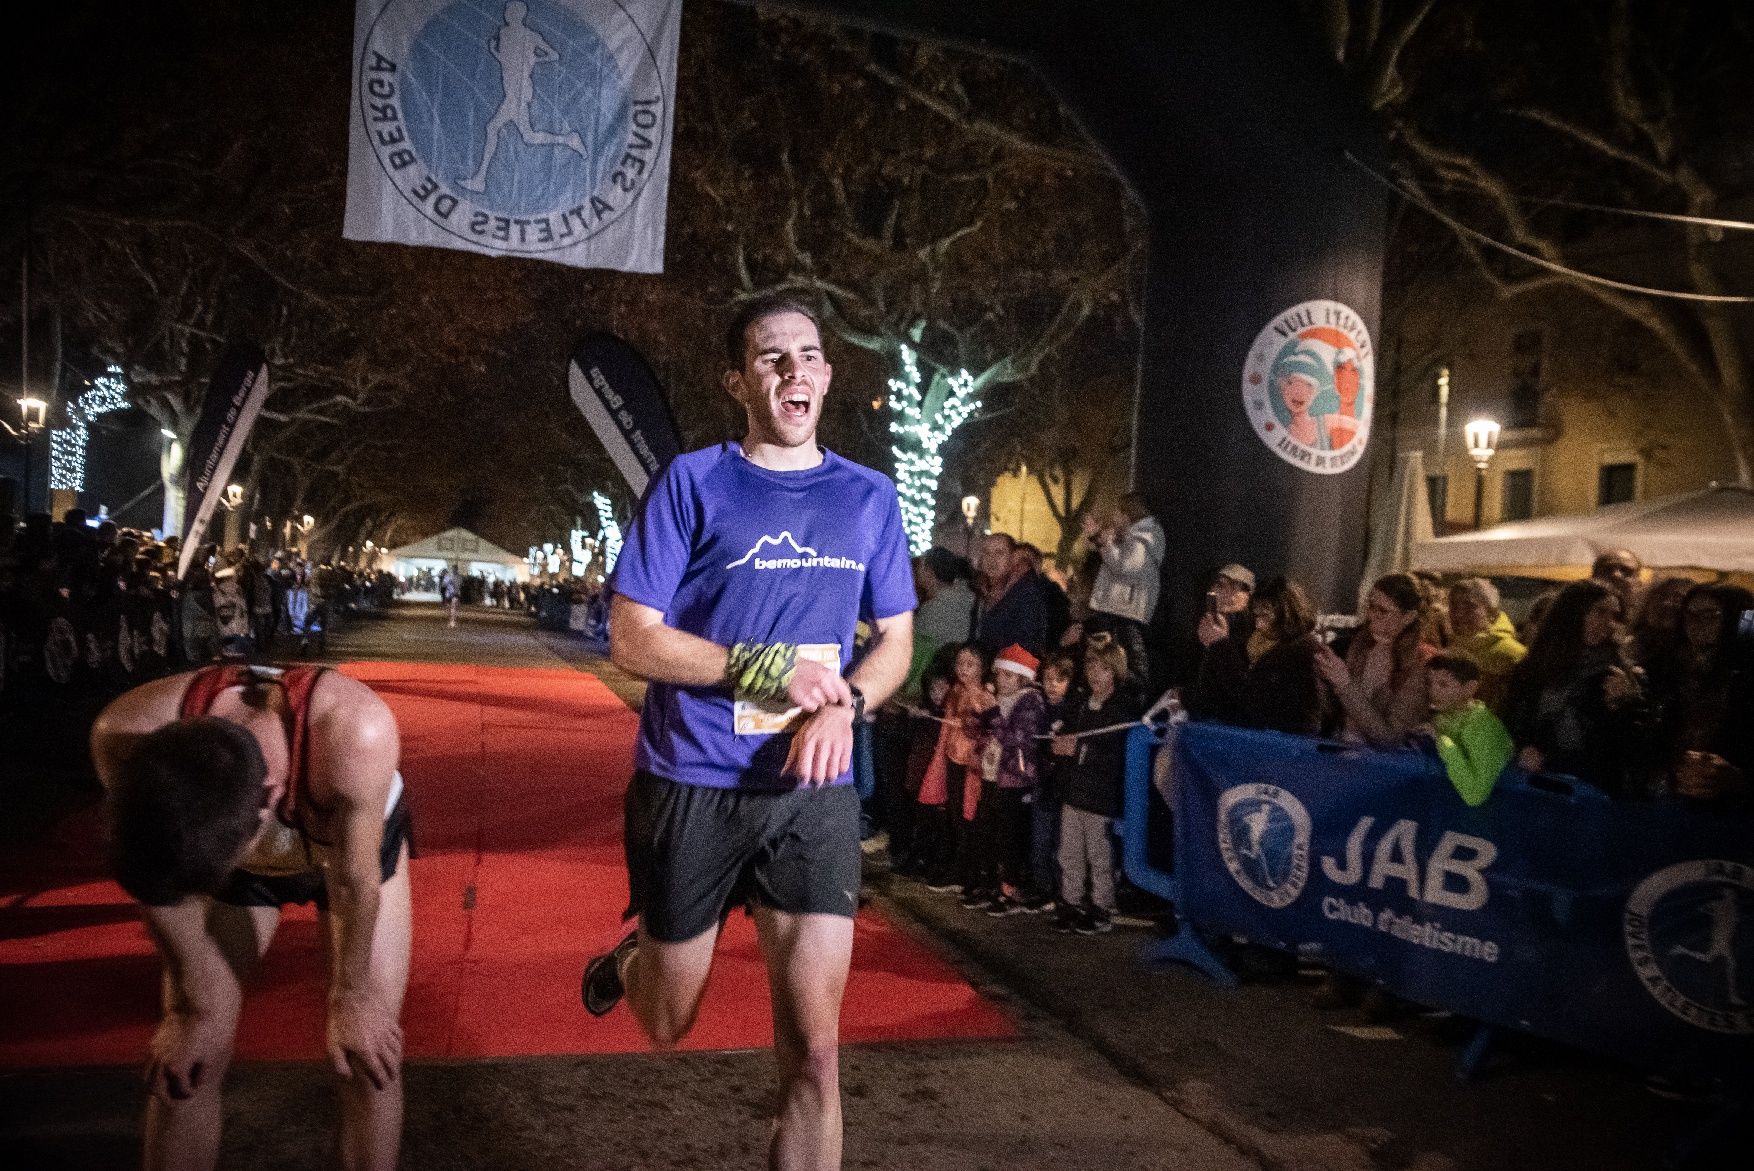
[15,397,48,513]
[1464,417,1501,530]
[960,493,980,557]
[19,397,46,431]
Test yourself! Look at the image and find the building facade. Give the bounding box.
[1380,270,1744,533]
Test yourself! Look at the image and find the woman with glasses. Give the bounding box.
[1647,584,1754,804]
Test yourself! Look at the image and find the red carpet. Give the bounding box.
[0,662,1015,1067]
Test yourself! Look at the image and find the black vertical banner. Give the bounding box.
[567,332,681,499]
[176,343,270,578]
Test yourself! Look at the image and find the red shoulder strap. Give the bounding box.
[276,665,329,828]
[178,664,254,720]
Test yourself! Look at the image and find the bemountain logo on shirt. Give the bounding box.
[726,531,865,572]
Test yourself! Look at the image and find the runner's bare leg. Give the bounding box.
[623,924,719,1047]
[754,907,854,1171]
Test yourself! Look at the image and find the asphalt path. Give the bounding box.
[1,603,1737,1169]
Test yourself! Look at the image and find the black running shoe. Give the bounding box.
[582,929,638,1016]
[1076,908,1113,935]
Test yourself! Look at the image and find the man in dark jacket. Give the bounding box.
[971,532,1048,659]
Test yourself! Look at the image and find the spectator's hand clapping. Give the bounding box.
[1196,611,1229,648]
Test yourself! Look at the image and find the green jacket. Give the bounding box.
[1433,700,1515,806]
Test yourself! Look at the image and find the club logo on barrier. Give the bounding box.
[360,0,666,252]
[1242,300,1374,475]
[1216,783,1312,909]
[1623,860,1753,1034]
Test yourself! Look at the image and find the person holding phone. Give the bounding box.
[1185,564,1256,724]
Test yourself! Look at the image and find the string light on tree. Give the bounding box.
[887,343,980,556]
[50,364,130,492]
[592,490,623,573]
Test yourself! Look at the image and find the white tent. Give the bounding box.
[1410,484,1754,578]
[387,527,529,585]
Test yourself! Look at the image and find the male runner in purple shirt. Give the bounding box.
[583,295,916,1170]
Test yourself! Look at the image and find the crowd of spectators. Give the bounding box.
[0,506,397,701]
[869,497,1164,935]
[863,505,1753,944]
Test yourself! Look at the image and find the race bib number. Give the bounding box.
[734,643,840,735]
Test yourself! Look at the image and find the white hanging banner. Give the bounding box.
[345,0,680,273]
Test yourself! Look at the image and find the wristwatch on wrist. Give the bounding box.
[849,684,866,720]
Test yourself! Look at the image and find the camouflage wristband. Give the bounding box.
[727,641,798,702]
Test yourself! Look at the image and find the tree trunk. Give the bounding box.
[159,435,185,537]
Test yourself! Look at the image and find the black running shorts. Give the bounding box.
[216,795,414,910]
[623,770,861,943]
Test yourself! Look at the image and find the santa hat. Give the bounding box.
[993,644,1039,681]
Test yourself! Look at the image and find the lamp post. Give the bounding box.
[960,493,981,558]
[15,397,47,513]
[1464,417,1501,530]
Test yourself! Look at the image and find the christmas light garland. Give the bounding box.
[50,365,130,492]
[887,344,980,556]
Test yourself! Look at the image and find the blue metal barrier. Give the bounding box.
[1120,722,1238,988]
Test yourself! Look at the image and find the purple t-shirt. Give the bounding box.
[611,443,917,790]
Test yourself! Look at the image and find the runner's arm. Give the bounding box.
[847,610,913,710]
[141,900,237,1017]
[311,687,403,1088]
[610,595,852,711]
[610,595,731,686]
[781,613,911,784]
[137,899,245,1100]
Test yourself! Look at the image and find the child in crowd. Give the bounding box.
[918,644,994,891]
[1054,637,1142,934]
[967,645,1047,914]
[894,668,954,877]
[1028,655,1077,912]
[1426,653,1514,806]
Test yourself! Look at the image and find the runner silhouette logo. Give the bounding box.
[1624,859,1753,1034]
[1216,783,1312,910]
[360,0,667,251]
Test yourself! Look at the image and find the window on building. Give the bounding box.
[1426,474,1449,529]
[1509,329,1544,429]
[1501,468,1534,521]
[1598,462,1638,506]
